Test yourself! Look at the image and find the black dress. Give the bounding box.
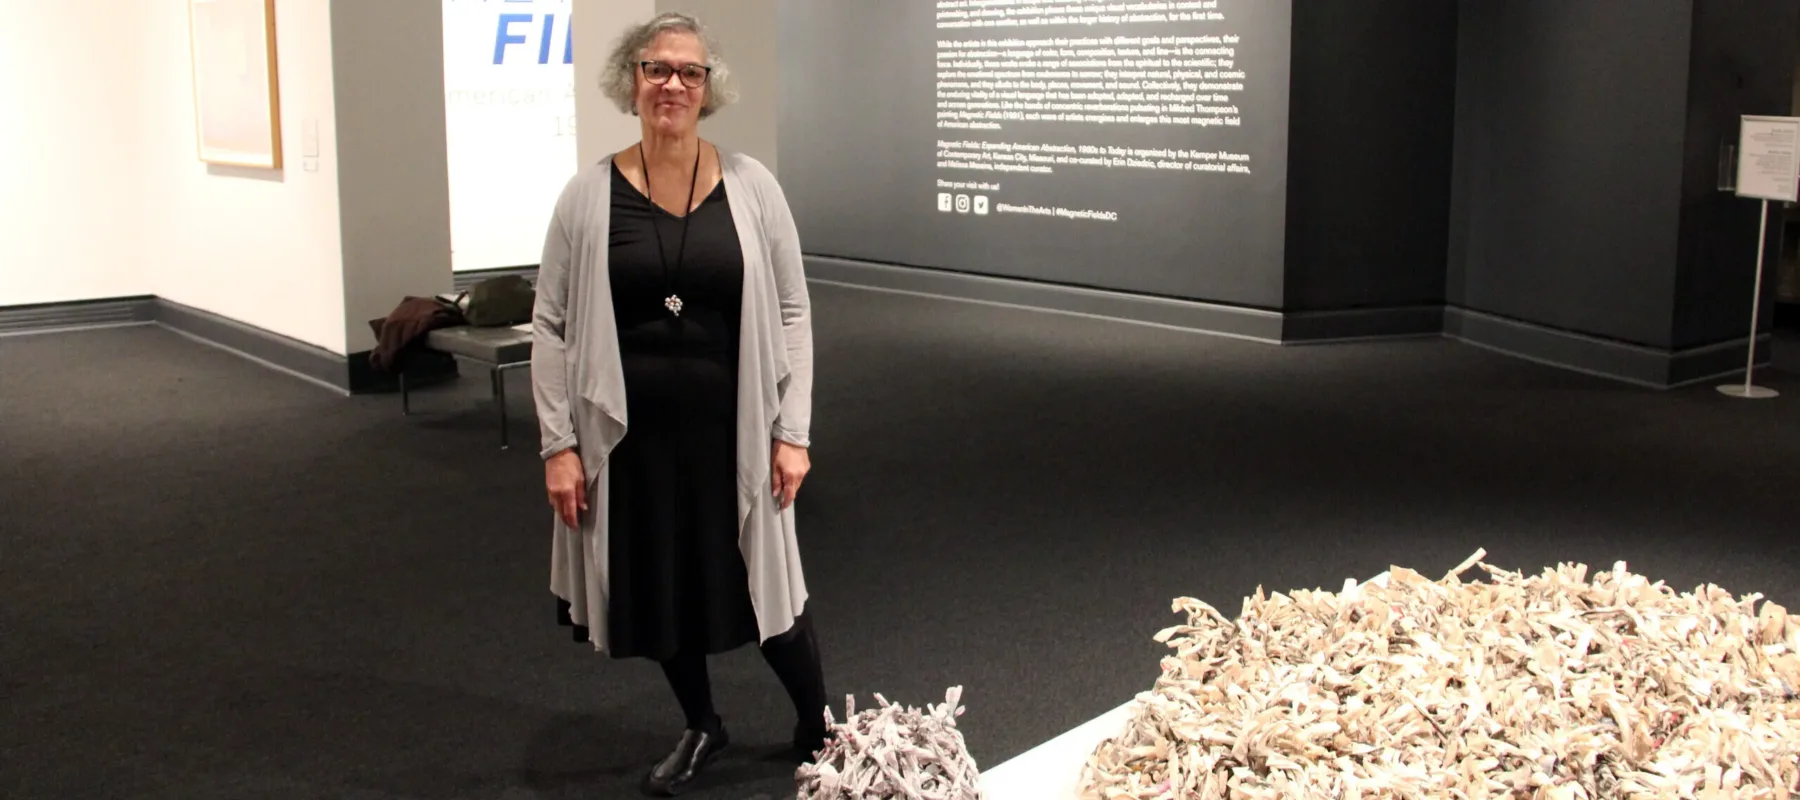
[555,163,762,661]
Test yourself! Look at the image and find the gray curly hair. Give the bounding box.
[600,12,737,119]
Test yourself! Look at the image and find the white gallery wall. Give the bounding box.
[144,0,451,357]
[0,0,157,307]
[1,0,452,358]
[140,0,351,354]
[0,0,350,353]
[2,0,678,362]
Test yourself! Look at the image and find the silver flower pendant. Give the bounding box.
[664,295,683,316]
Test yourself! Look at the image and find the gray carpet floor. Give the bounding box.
[4,282,1799,799]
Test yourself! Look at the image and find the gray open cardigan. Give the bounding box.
[530,148,813,654]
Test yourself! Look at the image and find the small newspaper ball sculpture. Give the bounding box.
[1078,548,1800,799]
[795,686,984,800]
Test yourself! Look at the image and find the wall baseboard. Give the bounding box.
[1667,336,1774,387]
[2,295,470,395]
[807,256,1443,344]
[0,296,156,336]
[1,296,351,391]
[3,267,1781,391]
[1767,330,1798,376]
[1282,305,1446,343]
[154,298,354,395]
[1444,307,1770,389]
[808,255,1776,388]
[805,255,1286,343]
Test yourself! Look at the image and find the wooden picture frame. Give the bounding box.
[188,0,283,169]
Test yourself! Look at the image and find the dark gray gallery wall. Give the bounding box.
[1448,1,1694,349]
[1671,1,1800,349]
[1447,0,1798,382]
[1281,0,1457,314]
[779,0,1295,309]
[767,0,1798,384]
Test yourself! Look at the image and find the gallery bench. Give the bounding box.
[402,325,532,449]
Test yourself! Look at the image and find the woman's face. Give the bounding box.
[635,31,708,136]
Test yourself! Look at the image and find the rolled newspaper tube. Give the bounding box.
[796,686,984,800]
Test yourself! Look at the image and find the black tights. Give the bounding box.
[658,613,827,736]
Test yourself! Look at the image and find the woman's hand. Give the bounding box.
[545,449,587,527]
[771,440,810,510]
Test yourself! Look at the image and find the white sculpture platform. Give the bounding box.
[979,700,1135,799]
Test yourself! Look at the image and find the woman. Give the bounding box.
[529,12,827,797]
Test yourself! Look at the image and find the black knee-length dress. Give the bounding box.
[554,162,762,661]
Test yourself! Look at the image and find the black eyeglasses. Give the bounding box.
[639,61,711,88]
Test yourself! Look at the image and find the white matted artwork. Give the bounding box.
[188,0,282,168]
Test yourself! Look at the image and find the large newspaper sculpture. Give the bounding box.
[1081,549,1800,798]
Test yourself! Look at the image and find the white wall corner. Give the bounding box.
[145,0,351,355]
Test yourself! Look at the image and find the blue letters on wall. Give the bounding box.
[493,13,531,64]
[490,9,574,65]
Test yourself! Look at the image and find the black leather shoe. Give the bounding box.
[642,726,729,797]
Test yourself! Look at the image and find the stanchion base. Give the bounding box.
[1718,384,1780,399]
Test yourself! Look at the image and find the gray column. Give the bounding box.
[329,0,454,356]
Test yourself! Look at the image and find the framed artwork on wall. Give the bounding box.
[188,0,282,169]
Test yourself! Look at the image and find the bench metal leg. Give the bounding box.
[401,354,526,450]
[493,362,531,451]
[491,366,508,449]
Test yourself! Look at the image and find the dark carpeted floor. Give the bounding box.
[4,283,1799,799]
